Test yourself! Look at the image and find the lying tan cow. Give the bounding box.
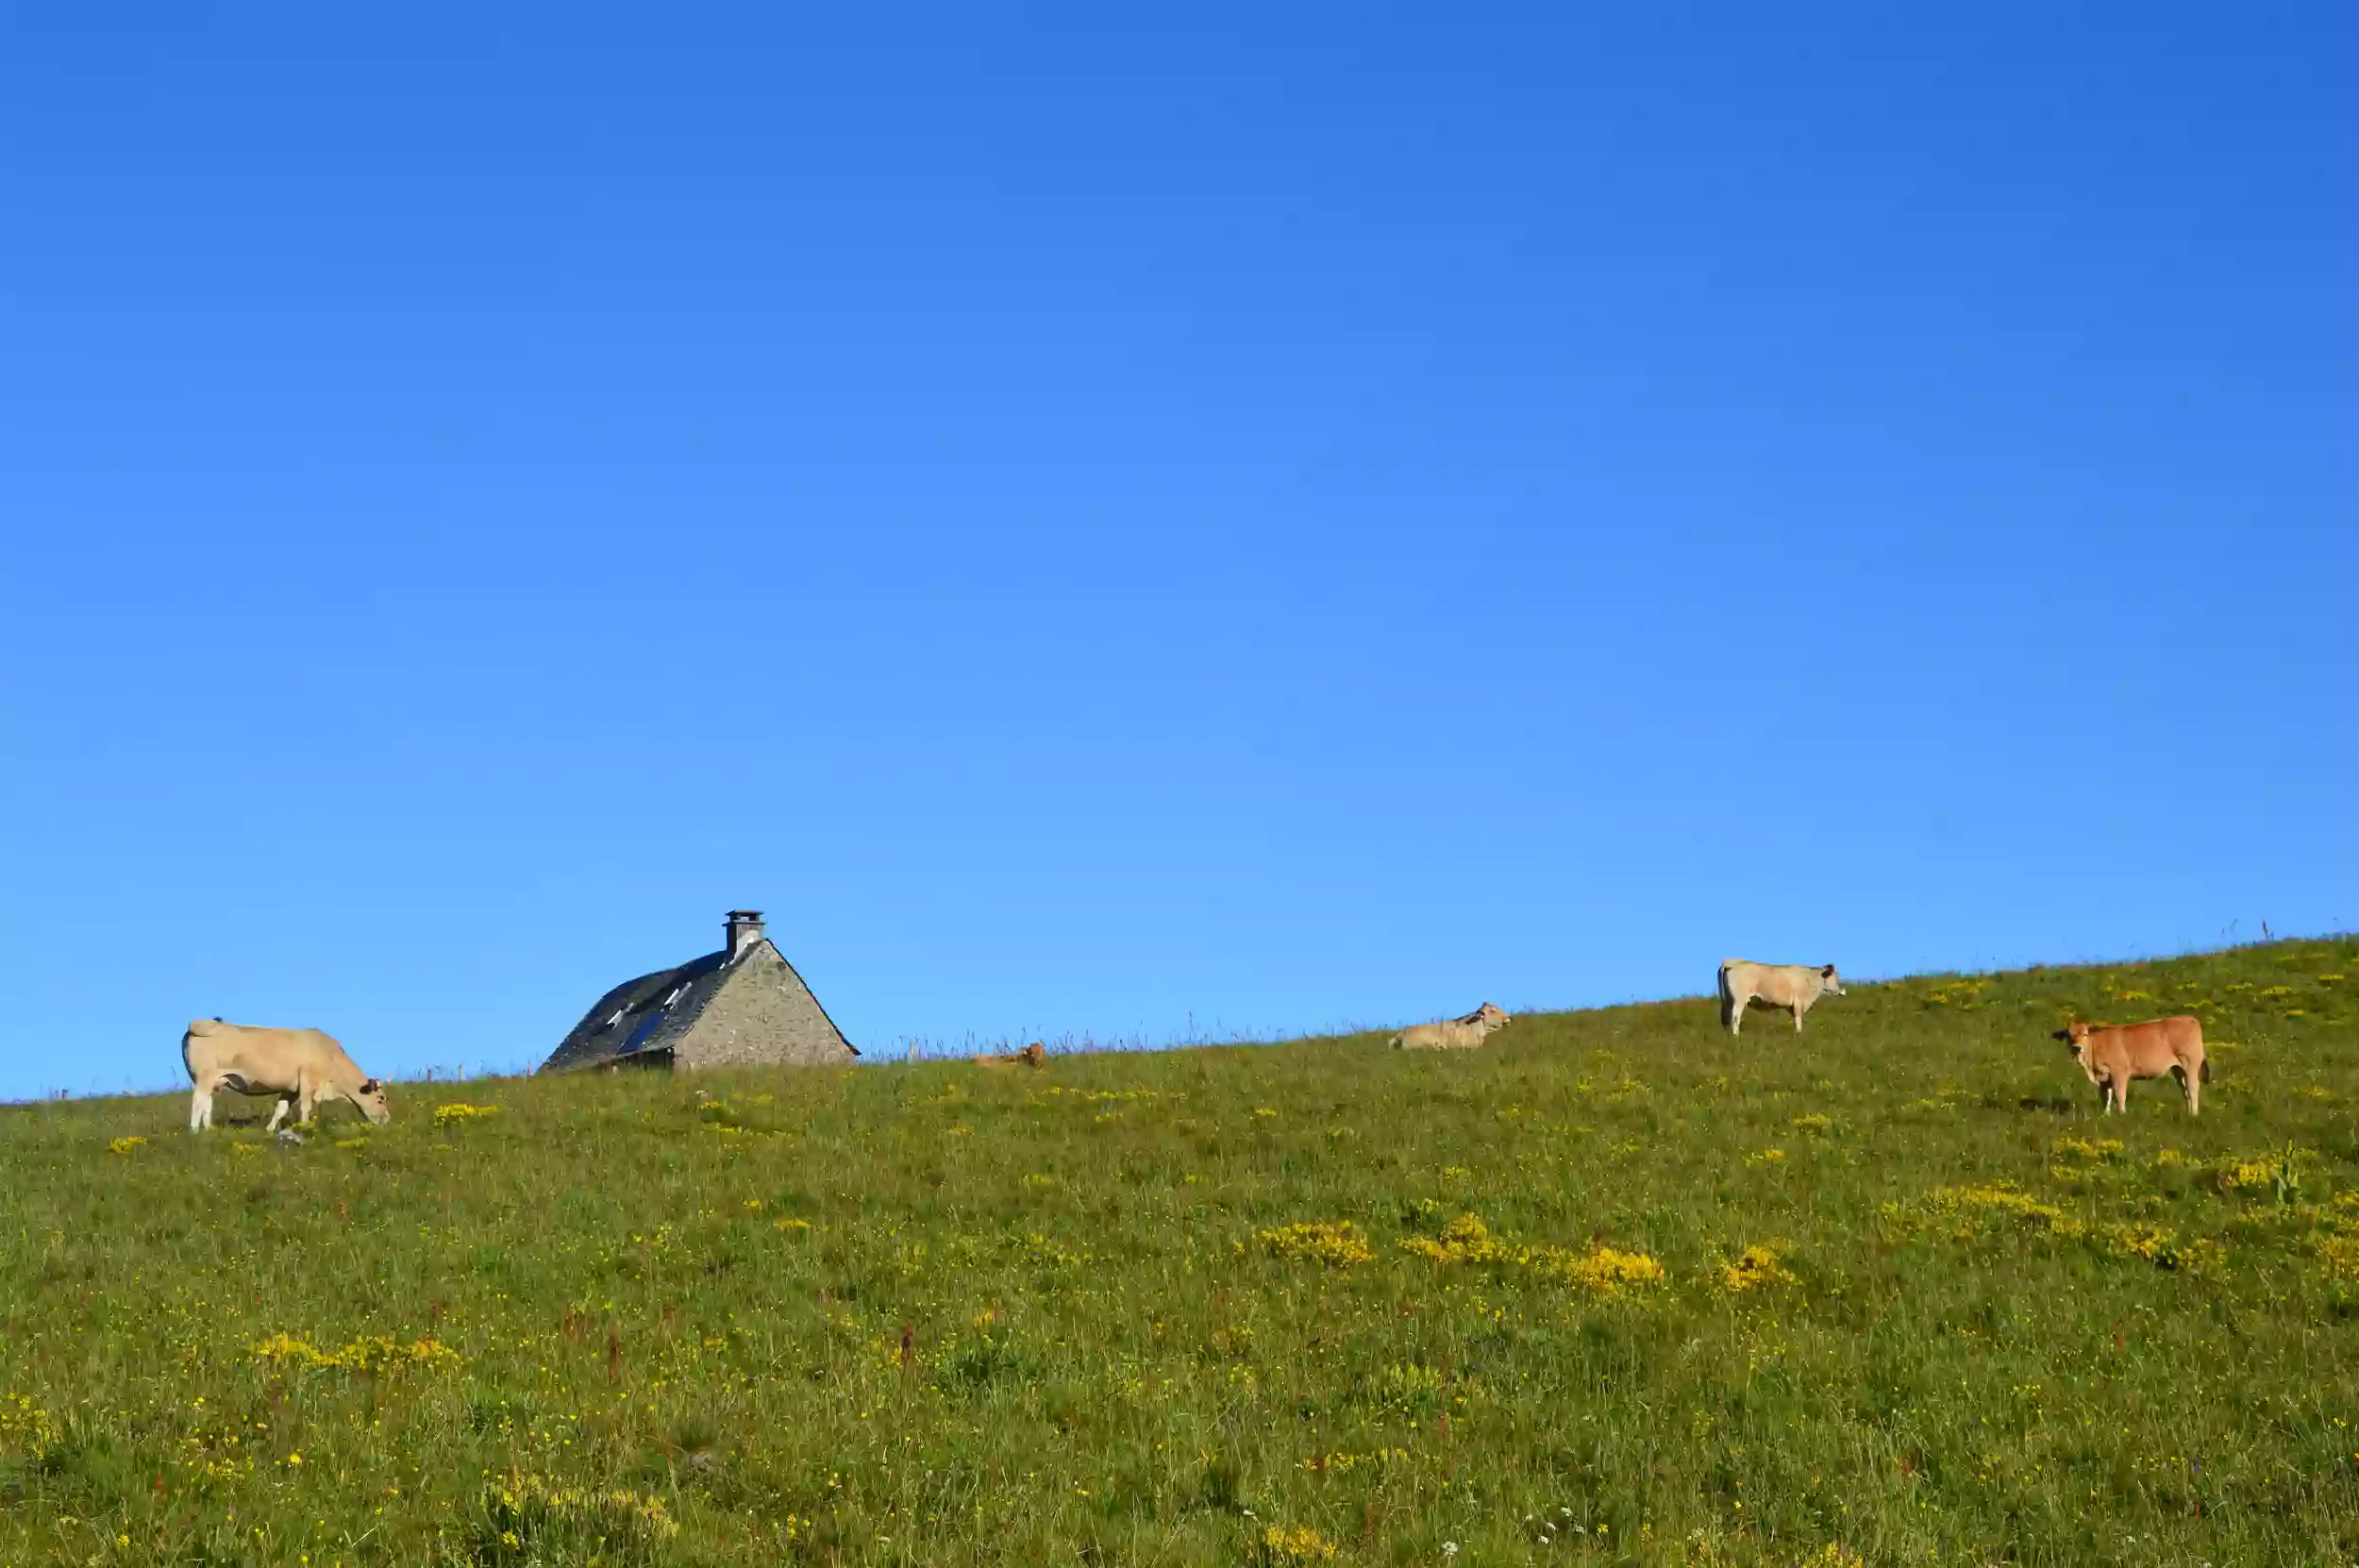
[2056,1016,2209,1115]
[1391,1002,1512,1051]
[1718,959,1844,1035]
[183,1018,391,1132]
[974,1042,1048,1068]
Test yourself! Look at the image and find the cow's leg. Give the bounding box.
[189,1085,212,1132]
[1729,994,1746,1037]
[266,1093,293,1133]
[2181,1065,2200,1117]
[296,1082,318,1126]
[1791,1002,1805,1032]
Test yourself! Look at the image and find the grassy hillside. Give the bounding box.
[3,940,2356,1567]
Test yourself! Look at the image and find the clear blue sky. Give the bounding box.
[4,4,2353,1099]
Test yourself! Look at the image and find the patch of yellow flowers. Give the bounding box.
[1541,1245,1667,1293]
[483,1472,679,1541]
[1913,1185,2083,1238]
[2309,1196,2359,1283]
[251,1332,461,1373]
[1253,1221,1375,1267]
[2313,1230,2359,1284]
[433,1102,500,1127]
[1261,1525,1338,1563]
[1400,1213,1665,1295]
[1891,1186,2224,1273]
[1720,1244,1797,1293]
[0,1393,61,1460]
[1299,1447,1409,1474]
[2214,1149,2303,1194]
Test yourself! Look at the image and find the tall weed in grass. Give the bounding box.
[2,940,2356,1564]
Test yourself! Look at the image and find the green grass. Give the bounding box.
[5,939,2358,1567]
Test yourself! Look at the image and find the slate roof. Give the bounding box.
[539,948,737,1073]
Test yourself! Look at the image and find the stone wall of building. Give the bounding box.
[674,943,856,1069]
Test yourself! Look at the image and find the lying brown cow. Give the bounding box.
[183,1018,392,1132]
[973,1042,1048,1069]
[2055,1016,2209,1116]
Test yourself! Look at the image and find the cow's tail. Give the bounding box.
[1715,961,1735,1029]
[1386,1032,1403,1050]
[2200,1057,2213,1083]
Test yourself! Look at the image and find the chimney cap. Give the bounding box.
[724,909,768,959]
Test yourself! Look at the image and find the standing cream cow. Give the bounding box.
[183,1018,392,1132]
[1717,960,1844,1035]
[1391,1002,1513,1051]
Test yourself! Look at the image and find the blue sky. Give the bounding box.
[3,3,2353,1099]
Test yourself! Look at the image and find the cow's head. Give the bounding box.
[351,1077,392,1125]
[2053,1022,2093,1058]
[1467,1002,1512,1030]
[1818,965,1845,995]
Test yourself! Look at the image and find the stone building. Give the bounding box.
[538,911,858,1073]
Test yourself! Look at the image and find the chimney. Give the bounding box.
[725,909,766,959]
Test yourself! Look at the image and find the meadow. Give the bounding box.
[3,939,2355,1567]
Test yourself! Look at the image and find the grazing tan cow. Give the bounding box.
[2055,1017,2209,1115]
[182,1019,391,1133]
[1718,959,1845,1035]
[1391,1002,1512,1051]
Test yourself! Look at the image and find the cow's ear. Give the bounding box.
[360,1078,379,1094]
[1821,964,1835,976]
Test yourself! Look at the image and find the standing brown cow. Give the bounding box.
[2054,1016,2210,1115]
